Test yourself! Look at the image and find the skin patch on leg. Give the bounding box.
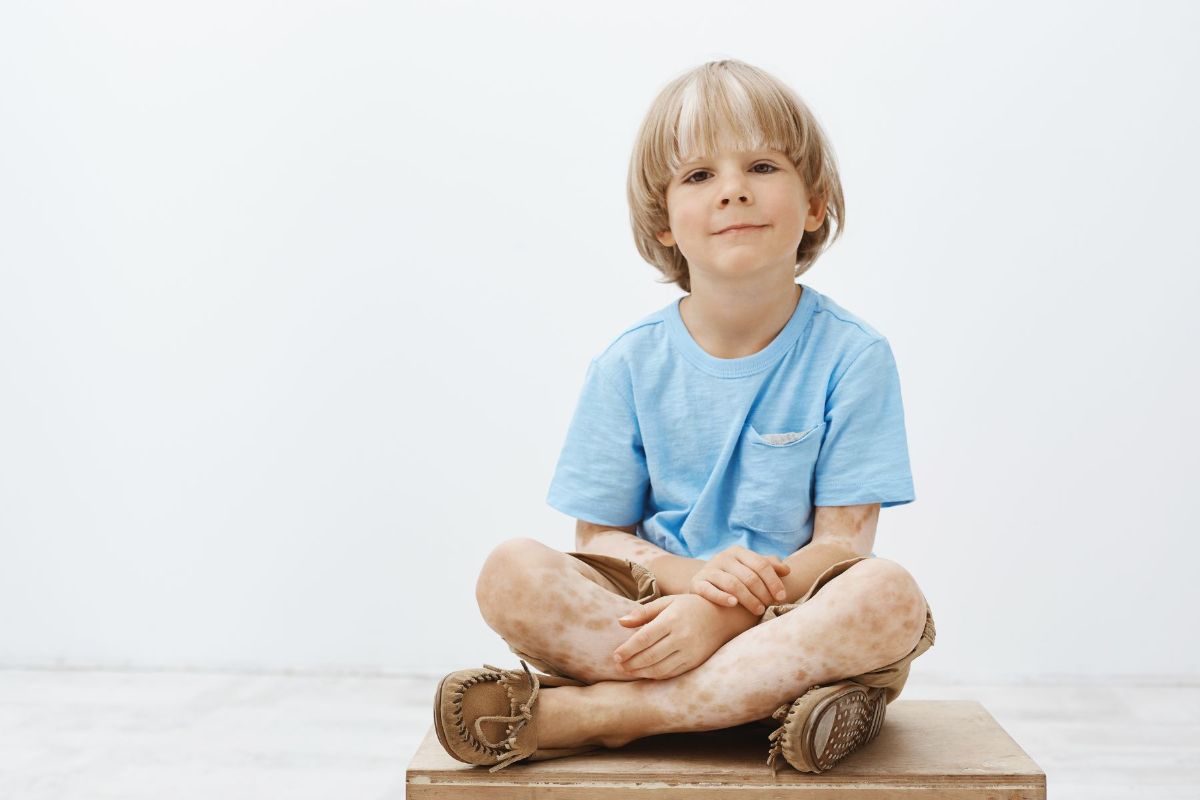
[616,562,932,738]
[538,559,936,748]
[484,557,648,684]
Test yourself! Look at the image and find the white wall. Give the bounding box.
[1,0,1197,683]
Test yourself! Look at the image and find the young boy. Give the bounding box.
[433,59,936,775]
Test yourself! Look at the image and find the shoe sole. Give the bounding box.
[433,671,473,765]
[802,684,886,772]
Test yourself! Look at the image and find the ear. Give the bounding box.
[804,194,828,232]
[656,229,676,247]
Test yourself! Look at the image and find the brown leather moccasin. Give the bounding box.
[766,680,887,774]
[433,659,600,772]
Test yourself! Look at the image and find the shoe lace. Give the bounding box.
[471,660,542,773]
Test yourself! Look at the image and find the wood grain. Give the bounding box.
[407,700,1046,798]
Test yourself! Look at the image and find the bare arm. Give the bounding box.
[776,503,880,604]
[573,520,706,596]
[575,502,879,638]
[679,503,883,640]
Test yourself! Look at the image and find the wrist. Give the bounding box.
[647,552,707,595]
[706,597,760,638]
[779,542,862,603]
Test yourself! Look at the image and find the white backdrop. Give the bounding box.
[1,1,1197,683]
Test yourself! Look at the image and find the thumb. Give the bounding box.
[618,597,668,625]
[771,556,791,574]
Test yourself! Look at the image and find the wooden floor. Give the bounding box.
[1,669,1197,799]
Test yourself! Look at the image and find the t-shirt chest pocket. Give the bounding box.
[729,420,826,535]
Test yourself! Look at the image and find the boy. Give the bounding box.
[433,59,935,775]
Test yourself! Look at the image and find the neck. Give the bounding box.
[679,282,802,360]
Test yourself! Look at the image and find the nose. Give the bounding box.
[713,166,752,206]
[713,163,752,205]
[718,174,750,205]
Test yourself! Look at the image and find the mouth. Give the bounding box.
[715,224,766,235]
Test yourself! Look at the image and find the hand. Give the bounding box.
[611,594,730,680]
[690,545,791,615]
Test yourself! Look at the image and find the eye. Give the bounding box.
[682,162,779,184]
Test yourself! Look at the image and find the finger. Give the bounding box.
[621,635,675,671]
[730,559,776,608]
[694,580,738,608]
[712,568,766,614]
[712,570,763,614]
[705,572,744,606]
[618,597,667,626]
[612,623,670,665]
[626,647,681,679]
[742,555,788,603]
[710,571,764,615]
[641,652,688,681]
[769,558,792,597]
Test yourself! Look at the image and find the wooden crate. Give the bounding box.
[407,699,1045,798]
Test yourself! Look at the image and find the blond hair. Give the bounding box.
[626,59,846,293]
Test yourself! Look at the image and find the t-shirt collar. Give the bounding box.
[665,283,816,378]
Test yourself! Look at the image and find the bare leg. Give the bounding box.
[475,537,927,750]
[475,537,654,684]
[536,555,928,748]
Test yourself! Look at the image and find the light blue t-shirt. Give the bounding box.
[545,283,913,561]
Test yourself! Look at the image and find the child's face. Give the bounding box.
[656,143,825,289]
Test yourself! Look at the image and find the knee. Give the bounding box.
[852,556,918,593]
[852,558,927,656]
[475,537,554,623]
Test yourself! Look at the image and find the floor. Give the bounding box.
[2,669,1197,799]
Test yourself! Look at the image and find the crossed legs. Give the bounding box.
[475,537,927,750]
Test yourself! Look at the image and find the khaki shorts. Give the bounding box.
[504,551,936,707]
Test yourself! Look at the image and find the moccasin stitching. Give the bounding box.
[472,661,542,772]
[444,661,542,770]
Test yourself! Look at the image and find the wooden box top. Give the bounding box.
[407,699,1046,798]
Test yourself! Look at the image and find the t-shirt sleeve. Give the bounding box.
[813,337,916,508]
[545,358,650,526]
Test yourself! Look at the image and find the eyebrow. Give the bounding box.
[678,150,782,168]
